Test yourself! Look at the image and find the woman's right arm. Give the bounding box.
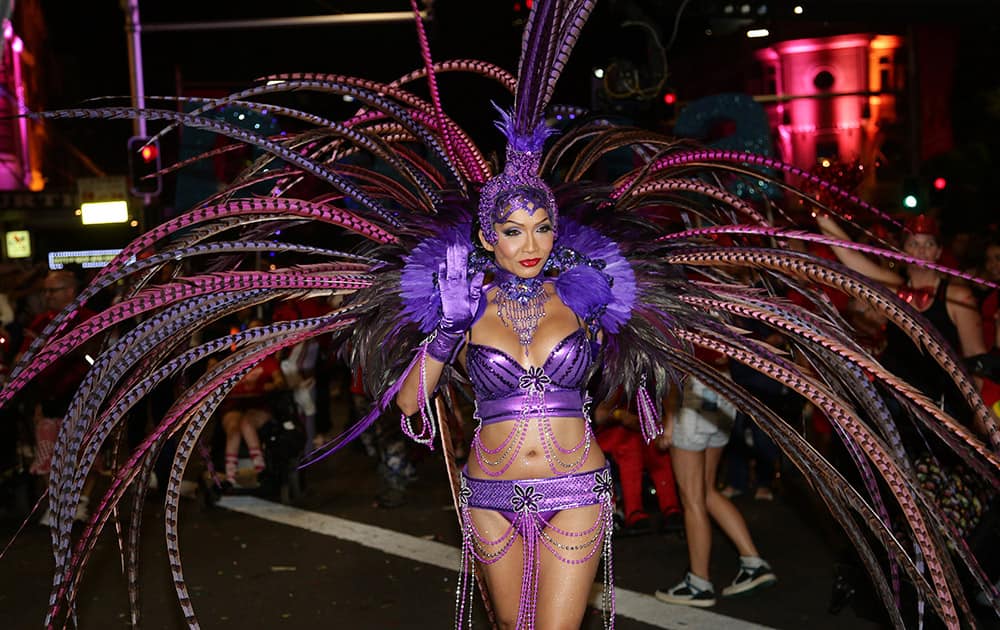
[816,215,903,287]
[396,353,448,416]
[396,244,482,416]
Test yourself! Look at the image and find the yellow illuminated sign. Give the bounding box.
[4,230,31,258]
[80,200,129,225]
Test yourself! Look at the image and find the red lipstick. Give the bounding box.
[519,258,541,268]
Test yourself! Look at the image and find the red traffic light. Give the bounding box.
[127,136,162,196]
[663,91,677,105]
[932,177,947,191]
[140,144,158,163]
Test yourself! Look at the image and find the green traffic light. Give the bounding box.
[903,194,918,209]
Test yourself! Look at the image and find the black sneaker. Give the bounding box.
[721,562,777,597]
[654,573,717,607]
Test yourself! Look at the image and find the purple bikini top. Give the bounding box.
[466,328,595,425]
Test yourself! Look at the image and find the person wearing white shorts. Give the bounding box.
[655,375,777,608]
[672,377,734,452]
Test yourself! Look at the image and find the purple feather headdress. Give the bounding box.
[477,108,557,244]
[477,0,599,244]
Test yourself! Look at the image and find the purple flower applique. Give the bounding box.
[511,484,543,513]
[518,366,551,394]
[592,468,614,497]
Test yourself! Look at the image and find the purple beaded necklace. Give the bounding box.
[492,268,549,354]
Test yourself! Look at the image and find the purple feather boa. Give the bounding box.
[399,217,636,334]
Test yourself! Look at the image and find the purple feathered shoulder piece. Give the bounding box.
[550,218,636,334]
[400,221,478,333]
[400,216,635,335]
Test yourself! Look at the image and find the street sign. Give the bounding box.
[4,229,30,258]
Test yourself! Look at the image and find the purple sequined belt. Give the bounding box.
[476,389,584,425]
[461,464,613,516]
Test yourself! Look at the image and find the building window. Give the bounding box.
[813,70,835,91]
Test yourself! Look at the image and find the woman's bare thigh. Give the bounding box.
[537,503,604,629]
[470,503,606,629]
[469,508,524,627]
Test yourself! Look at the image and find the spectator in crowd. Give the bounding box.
[978,237,1000,414]
[817,214,988,431]
[720,270,802,502]
[655,367,777,608]
[19,269,97,525]
[273,297,331,453]
[817,214,996,612]
[218,319,287,486]
[594,386,682,535]
[345,358,416,508]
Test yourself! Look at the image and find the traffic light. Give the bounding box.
[127,136,162,196]
[657,88,678,122]
[928,175,949,208]
[901,176,923,212]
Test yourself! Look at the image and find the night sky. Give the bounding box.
[25,0,1000,204]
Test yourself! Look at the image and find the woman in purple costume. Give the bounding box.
[396,180,616,628]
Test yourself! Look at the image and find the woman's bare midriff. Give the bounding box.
[466,415,607,480]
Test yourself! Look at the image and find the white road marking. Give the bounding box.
[219,495,776,629]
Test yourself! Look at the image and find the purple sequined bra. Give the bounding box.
[466,328,593,425]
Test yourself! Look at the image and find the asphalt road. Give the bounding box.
[1,431,917,630]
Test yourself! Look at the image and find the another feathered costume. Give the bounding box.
[6,1,1000,628]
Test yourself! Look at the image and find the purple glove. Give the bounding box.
[425,244,483,363]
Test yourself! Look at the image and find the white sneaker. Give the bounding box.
[721,562,777,597]
[654,573,717,607]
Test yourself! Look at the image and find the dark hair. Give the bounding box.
[470,217,494,260]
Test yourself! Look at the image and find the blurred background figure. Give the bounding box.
[19,268,98,525]
[594,385,682,535]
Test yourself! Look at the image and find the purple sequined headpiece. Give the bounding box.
[478,108,557,244]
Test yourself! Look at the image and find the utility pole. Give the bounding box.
[123,0,146,138]
[122,0,149,227]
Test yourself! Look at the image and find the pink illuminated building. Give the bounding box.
[755,33,904,171]
[0,19,34,190]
